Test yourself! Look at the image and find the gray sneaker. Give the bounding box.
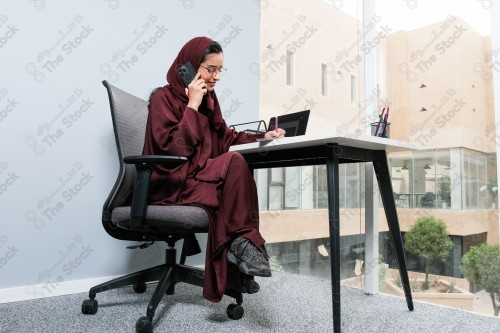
[227,237,272,277]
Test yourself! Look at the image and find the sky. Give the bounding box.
[328,0,492,36]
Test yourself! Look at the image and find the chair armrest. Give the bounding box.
[125,155,188,229]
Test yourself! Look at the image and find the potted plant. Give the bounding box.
[438,175,451,209]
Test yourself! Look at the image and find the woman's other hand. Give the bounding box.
[185,72,207,111]
[264,128,286,139]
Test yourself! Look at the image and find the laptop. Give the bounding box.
[267,110,310,137]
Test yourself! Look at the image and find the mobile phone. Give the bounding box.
[177,61,197,87]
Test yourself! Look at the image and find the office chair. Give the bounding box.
[81,81,244,333]
[420,192,436,208]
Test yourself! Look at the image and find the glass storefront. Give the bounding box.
[260,148,497,211]
[390,148,497,210]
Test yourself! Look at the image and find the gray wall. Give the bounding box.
[0,0,261,297]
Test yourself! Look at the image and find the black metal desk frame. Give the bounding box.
[237,141,414,333]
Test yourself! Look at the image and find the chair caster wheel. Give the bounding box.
[81,299,98,314]
[136,316,153,333]
[226,303,244,320]
[133,282,147,293]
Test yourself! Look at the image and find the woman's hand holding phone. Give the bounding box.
[185,72,207,111]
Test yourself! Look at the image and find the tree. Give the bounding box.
[404,216,454,289]
[461,243,500,316]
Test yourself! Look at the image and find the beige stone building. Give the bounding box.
[256,0,498,281]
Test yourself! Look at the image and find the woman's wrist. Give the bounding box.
[187,102,199,111]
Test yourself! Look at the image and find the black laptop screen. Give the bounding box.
[268,110,310,137]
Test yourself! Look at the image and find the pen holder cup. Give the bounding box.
[371,122,390,138]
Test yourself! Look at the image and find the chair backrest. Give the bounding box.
[101,80,150,240]
[106,81,149,158]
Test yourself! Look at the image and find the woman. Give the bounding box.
[142,36,285,303]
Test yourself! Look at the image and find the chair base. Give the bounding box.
[82,246,244,332]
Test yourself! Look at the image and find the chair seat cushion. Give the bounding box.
[112,205,209,232]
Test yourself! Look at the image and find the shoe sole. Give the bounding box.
[227,251,272,277]
[227,282,260,294]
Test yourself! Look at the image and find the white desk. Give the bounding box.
[231,132,416,156]
[231,133,416,333]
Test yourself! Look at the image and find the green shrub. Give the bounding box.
[404,216,454,287]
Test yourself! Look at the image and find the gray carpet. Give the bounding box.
[1,271,499,333]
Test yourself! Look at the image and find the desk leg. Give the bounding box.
[372,151,414,311]
[326,149,341,333]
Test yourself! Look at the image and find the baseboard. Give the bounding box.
[0,275,118,304]
[1,263,206,304]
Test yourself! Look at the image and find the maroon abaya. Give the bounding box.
[142,36,266,302]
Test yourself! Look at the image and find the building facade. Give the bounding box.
[254,0,499,282]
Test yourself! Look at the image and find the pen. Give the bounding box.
[275,116,278,132]
[382,107,390,137]
[374,107,385,136]
[378,114,386,137]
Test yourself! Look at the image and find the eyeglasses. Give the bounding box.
[199,64,227,76]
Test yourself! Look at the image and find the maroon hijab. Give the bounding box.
[163,36,223,129]
[143,36,230,204]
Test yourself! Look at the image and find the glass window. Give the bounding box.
[391,156,411,207]
[345,164,364,208]
[321,63,328,96]
[462,148,488,209]
[409,151,436,208]
[268,168,284,210]
[338,164,346,208]
[350,74,357,104]
[338,164,360,208]
[313,165,328,208]
[286,50,293,86]
[436,150,451,209]
[285,167,301,208]
[390,148,497,210]
[486,153,498,208]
